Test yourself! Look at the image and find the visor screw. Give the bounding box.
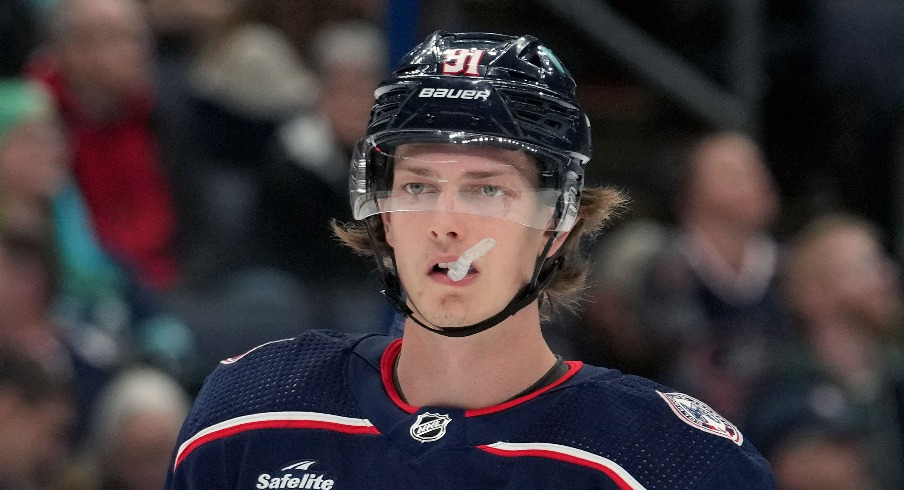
[425,113,435,124]
[470,116,482,127]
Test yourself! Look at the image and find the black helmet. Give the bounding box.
[351,31,589,233]
[350,31,590,337]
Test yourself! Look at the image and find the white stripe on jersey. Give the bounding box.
[175,411,377,471]
[482,441,646,490]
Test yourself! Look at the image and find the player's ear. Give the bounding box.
[542,231,569,257]
[382,213,395,248]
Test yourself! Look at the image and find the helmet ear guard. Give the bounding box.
[350,31,592,336]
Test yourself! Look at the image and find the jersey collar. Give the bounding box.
[379,338,583,416]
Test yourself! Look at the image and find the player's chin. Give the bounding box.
[426,303,505,329]
[414,287,511,326]
[421,308,474,329]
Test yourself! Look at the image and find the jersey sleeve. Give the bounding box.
[165,363,236,490]
[165,436,231,490]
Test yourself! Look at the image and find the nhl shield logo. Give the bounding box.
[409,412,452,443]
[657,391,744,446]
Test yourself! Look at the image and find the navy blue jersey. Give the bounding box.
[167,330,775,489]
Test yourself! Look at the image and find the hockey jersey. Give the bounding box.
[167,330,776,489]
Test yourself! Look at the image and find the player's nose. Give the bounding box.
[429,210,467,241]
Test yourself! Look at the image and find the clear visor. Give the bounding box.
[351,134,579,232]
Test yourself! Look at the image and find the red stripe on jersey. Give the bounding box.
[380,338,419,414]
[174,412,380,471]
[477,442,644,490]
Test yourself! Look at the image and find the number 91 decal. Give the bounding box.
[442,49,485,76]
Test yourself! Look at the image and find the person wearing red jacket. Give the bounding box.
[31,0,180,292]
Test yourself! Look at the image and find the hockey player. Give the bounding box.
[167,31,776,489]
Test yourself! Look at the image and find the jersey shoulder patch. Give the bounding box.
[657,391,743,446]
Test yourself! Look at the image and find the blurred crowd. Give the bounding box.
[1,0,390,488]
[570,131,904,490]
[1,0,904,489]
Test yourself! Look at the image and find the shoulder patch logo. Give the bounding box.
[657,391,743,446]
[410,412,452,443]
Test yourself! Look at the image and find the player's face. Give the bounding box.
[382,143,558,328]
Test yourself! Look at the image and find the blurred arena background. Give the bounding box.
[3,1,904,488]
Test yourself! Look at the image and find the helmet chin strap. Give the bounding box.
[366,219,563,338]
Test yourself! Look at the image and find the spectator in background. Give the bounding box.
[744,379,875,490]
[575,218,669,378]
[0,79,67,237]
[630,130,792,422]
[185,0,317,124]
[241,0,386,62]
[258,20,389,334]
[0,203,65,371]
[0,349,76,490]
[144,0,233,153]
[163,19,390,372]
[160,0,318,284]
[277,20,388,195]
[0,228,120,445]
[0,76,196,389]
[29,0,182,293]
[780,213,904,488]
[151,0,331,370]
[64,368,190,490]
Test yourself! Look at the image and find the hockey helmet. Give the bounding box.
[350,31,589,233]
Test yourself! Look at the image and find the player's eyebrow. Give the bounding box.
[395,165,520,181]
[395,165,439,179]
[461,169,517,180]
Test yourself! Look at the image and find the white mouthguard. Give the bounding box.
[438,238,496,281]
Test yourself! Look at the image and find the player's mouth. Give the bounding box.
[428,259,479,282]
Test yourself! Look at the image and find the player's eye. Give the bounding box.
[479,185,505,198]
[402,182,429,195]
